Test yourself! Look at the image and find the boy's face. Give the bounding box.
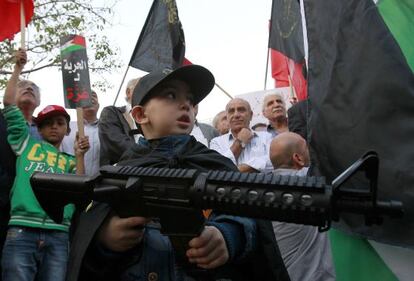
[133,79,196,139]
[38,115,69,146]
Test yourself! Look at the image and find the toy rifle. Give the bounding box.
[30,152,403,240]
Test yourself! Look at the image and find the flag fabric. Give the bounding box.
[269,0,304,62]
[304,0,414,246]
[378,0,414,72]
[60,35,86,56]
[182,57,192,66]
[329,230,398,281]
[271,49,307,100]
[322,0,414,281]
[129,0,185,72]
[269,0,307,100]
[0,0,34,42]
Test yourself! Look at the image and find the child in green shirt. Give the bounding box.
[1,49,90,281]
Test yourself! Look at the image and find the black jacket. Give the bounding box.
[0,112,16,281]
[287,100,308,140]
[67,137,290,281]
[99,106,136,166]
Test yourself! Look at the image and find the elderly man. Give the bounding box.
[3,50,42,140]
[1,49,41,281]
[262,93,288,137]
[212,110,229,135]
[61,91,100,175]
[99,78,140,165]
[210,98,272,172]
[270,132,335,281]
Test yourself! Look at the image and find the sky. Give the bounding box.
[9,0,277,123]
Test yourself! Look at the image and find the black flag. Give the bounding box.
[269,0,304,62]
[129,0,185,72]
[305,0,414,246]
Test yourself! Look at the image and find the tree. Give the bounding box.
[0,0,122,92]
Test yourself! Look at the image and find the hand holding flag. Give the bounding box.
[14,48,27,70]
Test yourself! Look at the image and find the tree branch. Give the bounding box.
[0,62,59,75]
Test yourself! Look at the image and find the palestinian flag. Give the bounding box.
[302,0,414,279]
[60,35,86,56]
[378,0,414,72]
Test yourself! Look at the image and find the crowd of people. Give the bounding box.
[0,49,335,281]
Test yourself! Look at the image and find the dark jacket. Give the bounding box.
[67,136,290,281]
[0,112,15,217]
[99,106,136,166]
[197,122,219,147]
[0,112,16,281]
[287,100,308,140]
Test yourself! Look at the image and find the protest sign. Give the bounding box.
[60,35,92,109]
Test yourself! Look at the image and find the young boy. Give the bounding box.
[67,65,289,281]
[1,52,90,281]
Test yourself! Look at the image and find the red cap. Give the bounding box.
[34,105,70,125]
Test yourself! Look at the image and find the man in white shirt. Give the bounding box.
[210,98,272,172]
[61,91,100,175]
[269,132,335,281]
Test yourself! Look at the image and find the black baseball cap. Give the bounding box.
[131,65,215,107]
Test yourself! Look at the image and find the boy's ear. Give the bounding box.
[66,126,71,136]
[131,105,148,125]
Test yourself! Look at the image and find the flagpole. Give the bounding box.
[76,107,85,169]
[113,66,130,106]
[264,48,270,90]
[20,0,26,48]
[215,82,233,100]
[265,1,276,90]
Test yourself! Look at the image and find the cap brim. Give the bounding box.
[150,65,215,105]
[34,111,70,126]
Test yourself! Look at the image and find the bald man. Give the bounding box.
[269,132,335,281]
[210,98,273,172]
[270,132,310,170]
[262,93,289,137]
